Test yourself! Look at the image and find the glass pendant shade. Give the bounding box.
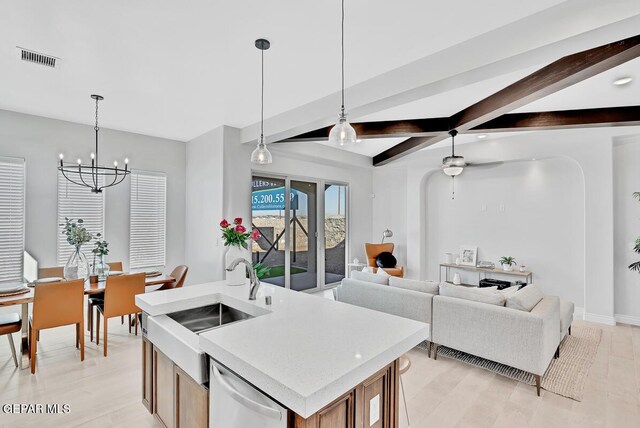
[329,113,357,146]
[251,138,272,165]
[442,155,466,176]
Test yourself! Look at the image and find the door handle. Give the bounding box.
[212,366,282,421]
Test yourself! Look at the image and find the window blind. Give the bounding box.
[130,172,166,269]
[57,172,105,266]
[0,157,25,282]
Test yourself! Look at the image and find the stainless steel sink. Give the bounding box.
[166,303,254,334]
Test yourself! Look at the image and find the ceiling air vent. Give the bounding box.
[17,47,59,68]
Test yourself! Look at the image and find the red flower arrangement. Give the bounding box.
[220,217,260,249]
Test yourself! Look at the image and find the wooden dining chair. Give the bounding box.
[0,314,22,368]
[157,265,189,291]
[87,261,124,337]
[95,273,145,357]
[37,266,64,279]
[29,279,85,374]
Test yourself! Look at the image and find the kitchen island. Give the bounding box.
[136,280,429,428]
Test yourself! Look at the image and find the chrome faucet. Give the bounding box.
[226,258,261,300]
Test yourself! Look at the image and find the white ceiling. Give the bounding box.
[0,0,638,159]
[0,0,563,141]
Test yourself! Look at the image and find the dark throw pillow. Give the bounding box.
[376,252,397,268]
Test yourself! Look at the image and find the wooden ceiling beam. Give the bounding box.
[278,117,450,142]
[373,34,640,166]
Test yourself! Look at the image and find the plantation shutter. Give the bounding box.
[0,157,25,282]
[57,172,105,265]
[129,172,166,269]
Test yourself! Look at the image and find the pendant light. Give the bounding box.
[251,38,273,165]
[58,94,130,193]
[328,0,357,146]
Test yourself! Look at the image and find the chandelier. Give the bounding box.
[58,94,131,193]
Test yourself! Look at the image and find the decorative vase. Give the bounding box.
[64,246,90,281]
[519,265,526,272]
[445,252,453,264]
[225,245,248,286]
[452,273,462,285]
[93,255,110,281]
[502,264,513,272]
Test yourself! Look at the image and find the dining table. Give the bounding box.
[0,273,175,369]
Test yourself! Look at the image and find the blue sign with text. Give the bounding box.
[252,187,298,211]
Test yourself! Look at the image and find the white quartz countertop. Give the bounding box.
[136,280,429,418]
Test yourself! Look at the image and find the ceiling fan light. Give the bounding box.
[442,155,466,168]
[443,165,464,176]
[329,113,357,146]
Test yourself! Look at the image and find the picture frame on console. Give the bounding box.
[459,245,478,266]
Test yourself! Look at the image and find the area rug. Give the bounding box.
[418,326,601,401]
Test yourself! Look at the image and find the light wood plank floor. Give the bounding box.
[0,317,638,427]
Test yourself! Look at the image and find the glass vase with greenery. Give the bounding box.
[92,238,110,280]
[60,217,94,280]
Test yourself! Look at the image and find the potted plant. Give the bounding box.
[499,256,517,272]
[630,192,640,274]
[92,237,110,280]
[220,217,260,285]
[60,217,94,280]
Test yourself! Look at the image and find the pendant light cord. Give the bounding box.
[340,0,345,114]
[260,47,265,142]
[94,97,100,164]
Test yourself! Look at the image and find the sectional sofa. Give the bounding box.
[335,270,574,396]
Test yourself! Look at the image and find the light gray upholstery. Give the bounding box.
[439,283,505,306]
[336,278,432,327]
[389,276,439,294]
[506,284,544,312]
[351,270,389,285]
[432,295,560,376]
[560,299,574,339]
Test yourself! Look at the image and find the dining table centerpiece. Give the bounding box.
[60,217,94,281]
[220,217,260,285]
[92,238,110,280]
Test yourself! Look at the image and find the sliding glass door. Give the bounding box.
[251,174,347,291]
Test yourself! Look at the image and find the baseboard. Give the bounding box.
[583,312,616,326]
[614,314,640,327]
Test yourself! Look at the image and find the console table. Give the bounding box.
[439,263,533,287]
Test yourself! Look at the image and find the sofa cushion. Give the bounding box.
[351,270,389,285]
[389,277,439,295]
[560,299,574,334]
[506,284,544,312]
[439,282,505,306]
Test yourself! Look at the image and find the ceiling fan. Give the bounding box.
[441,130,502,176]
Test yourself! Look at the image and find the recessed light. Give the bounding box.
[477,134,487,139]
[613,76,633,86]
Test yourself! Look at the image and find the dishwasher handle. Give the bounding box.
[212,366,283,421]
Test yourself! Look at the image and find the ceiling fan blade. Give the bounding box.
[465,161,504,168]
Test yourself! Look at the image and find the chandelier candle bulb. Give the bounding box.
[113,161,118,168]
[77,158,82,165]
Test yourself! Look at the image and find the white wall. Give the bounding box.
[373,128,640,325]
[613,136,640,325]
[0,109,186,273]
[424,158,585,307]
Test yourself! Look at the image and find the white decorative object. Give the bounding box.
[459,245,478,266]
[445,252,453,264]
[452,273,462,285]
[455,257,461,266]
[353,258,359,264]
[225,246,248,286]
[519,265,527,272]
[502,264,514,272]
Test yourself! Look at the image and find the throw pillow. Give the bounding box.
[499,285,520,299]
[439,282,506,306]
[506,284,543,312]
[389,277,439,294]
[375,252,397,268]
[351,270,389,285]
[376,267,390,277]
[362,266,374,273]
